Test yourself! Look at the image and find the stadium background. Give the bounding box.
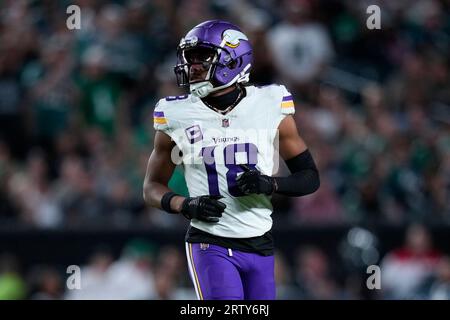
[0,0,449,299]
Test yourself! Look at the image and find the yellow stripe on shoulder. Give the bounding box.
[281,100,295,108]
[154,117,167,124]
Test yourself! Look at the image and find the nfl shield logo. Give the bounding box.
[222,119,230,127]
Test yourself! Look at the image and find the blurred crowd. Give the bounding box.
[0,239,196,300]
[0,0,449,301]
[0,0,449,229]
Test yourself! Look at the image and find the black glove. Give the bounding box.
[181,195,226,223]
[236,165,276,195]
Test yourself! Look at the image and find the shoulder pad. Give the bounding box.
[255,84,295,115]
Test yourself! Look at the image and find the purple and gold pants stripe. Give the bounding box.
[185,242,204,300]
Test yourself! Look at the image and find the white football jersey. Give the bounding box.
[153,84,295,238]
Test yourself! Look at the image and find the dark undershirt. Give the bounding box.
[201,85,245,112]
[186,84,274,256]
[186,226,274,256]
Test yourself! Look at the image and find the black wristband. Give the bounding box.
[161,192,178,214]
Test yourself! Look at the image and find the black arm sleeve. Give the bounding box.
[273,149,320,197]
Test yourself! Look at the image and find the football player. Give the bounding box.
[143,20,320,300]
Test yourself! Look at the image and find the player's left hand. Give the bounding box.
[236,165,276,195]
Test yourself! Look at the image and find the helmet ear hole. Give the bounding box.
[227,57,243,70]
[237,57,243,68]
[228,59,237,69]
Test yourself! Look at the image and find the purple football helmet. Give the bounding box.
[174,20,253,98]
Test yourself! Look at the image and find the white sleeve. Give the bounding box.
[152,100,171,134]
[279,84,295,116]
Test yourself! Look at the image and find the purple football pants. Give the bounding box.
[185,242,276,300]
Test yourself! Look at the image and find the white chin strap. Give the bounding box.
[190,81,214,98]
[190,64,251,98]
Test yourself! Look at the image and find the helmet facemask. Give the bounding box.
[174,46,219,88]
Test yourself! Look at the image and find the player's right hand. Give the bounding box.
[181,195,226,223]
